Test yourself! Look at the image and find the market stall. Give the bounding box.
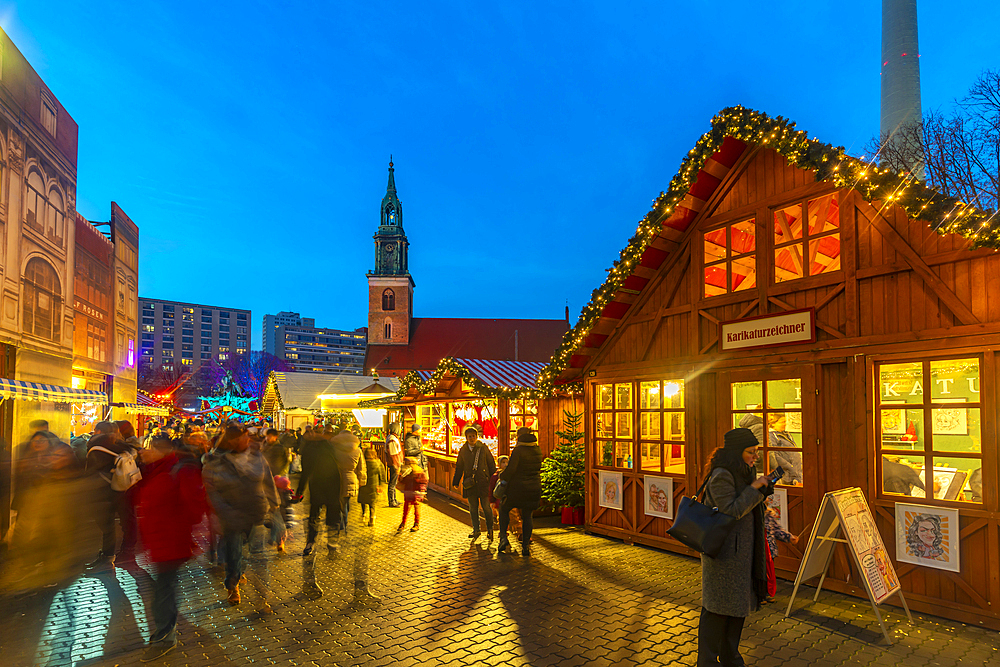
[537,108,1000,629]
[365,358,581,503]
[261,371,398,433]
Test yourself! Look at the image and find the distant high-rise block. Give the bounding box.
[138,298,250,373]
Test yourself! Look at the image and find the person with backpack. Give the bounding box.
[202,425,279,610]
[134,434,207,662]
[85,424,141,570]
[452,425,496,541]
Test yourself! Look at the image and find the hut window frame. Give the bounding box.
[702,217,756,298]
[508,399,538,450]
[594,382,634,470]
[876,355,984,505]
[638,379,687,475]
[772,194,841,283]
[730,378,804,487]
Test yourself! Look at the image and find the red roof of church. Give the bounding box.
[364,317,569,377]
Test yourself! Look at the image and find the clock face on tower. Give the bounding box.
[384,243,395,253]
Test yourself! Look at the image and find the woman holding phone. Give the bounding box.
[698,427,775,667]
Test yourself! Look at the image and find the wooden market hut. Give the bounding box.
[537,106,1000,629]
[365,357,581,503]
[261,371,399,431]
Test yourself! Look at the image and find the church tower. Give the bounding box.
[367,158,415,347]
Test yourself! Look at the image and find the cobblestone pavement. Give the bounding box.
[2,492,998,667]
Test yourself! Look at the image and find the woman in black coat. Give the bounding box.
[498,427,542,556]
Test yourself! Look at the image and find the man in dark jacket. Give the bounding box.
[84,425,137,570]
[404,424,426,470]
[452,426,496,541]
[295,429,342,567]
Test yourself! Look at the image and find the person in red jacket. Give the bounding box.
[134,434,207,663]
[395,457,428,534]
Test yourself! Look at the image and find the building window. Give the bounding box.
[22,257,62,342]
[773,195,842,282]
[382,288,395,311]
[25,170,46,232]
[594,383,634,469]
[163,305,174,312]
[731,378,804,486]
[47,188,65,241]
[181,358,193,366]
[41,91,57,136]
[638,379,687,474]
[703,218,756,297]
[877,357,982,503]
[384,321,392,339]
[508,400,538,449]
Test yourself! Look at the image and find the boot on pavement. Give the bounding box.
[227,584,241,605]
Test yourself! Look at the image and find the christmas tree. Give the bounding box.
[541,409,586,508]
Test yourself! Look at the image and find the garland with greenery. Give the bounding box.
[536,105,996,392]
[358,356,559,407]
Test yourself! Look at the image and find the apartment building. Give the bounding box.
[263,311,366,374]
[139,298,249,373]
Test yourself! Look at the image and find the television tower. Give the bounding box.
[880,0,924,177]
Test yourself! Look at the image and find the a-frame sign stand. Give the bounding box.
[785,488,912,645]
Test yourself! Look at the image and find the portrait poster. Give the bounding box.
[766,486,788,533]
[598,471,623,511]
[895,503,961,572]
[831,488,900,604]
[643,475,673,519]
[783,403,802,433]
[880,400,906,435]
[932,398,967,436]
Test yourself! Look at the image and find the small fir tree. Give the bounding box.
[541,409,586,508]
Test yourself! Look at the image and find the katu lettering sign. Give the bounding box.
[719,309,815,351]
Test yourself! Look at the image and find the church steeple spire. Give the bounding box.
[370,158,411,278]
[380,157,403,231]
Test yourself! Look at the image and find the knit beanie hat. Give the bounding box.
[724,427,758,453]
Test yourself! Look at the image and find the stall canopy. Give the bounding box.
[137,392,172,416]
[366,357,554,407]
[0,378,107,403]
[262,372,400,413]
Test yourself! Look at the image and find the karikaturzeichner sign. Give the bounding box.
[719,309,816,351]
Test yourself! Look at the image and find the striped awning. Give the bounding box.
[415,370,434,380]
[0,378,107,403]
[455,359,547,390]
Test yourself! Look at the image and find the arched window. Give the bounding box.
[26,170,45,231]
[23,257,62,341]
[382,288,395,311]
[48,187,64,240]
[384,319,392,340]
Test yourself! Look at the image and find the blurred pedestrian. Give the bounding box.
[295,426,342,563]
[358,447,384,527]
[497,428,542,556]
[262,428,290,477]
[134,434,207,662]
[385,423,403,508]
[332,429,366,532]
[452,425,496,541]
[202,425,279,611]
[85,423,140,570]
[698,428,772,667]
[405,422,426,470]
[395,456,427,534]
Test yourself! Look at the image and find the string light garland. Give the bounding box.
[535,106,997,392]
[358,357,574,407]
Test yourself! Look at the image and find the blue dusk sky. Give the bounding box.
[3,1,997,349]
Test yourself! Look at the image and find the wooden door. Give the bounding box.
[718,364,818,573]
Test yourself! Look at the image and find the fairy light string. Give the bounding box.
[535,106,996,393]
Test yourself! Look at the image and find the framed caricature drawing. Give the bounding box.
[895,503,960,572]
[598,470,623,511]
[643,475,673,519]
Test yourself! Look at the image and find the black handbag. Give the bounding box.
[666,474,738,557]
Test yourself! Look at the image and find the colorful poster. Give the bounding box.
[831,488,900,604]
[643,475,673,519]
[894,503,961,573]
[599,470,623,511]
[766,487,788,533]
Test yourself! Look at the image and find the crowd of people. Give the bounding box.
[1,416,543,662]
